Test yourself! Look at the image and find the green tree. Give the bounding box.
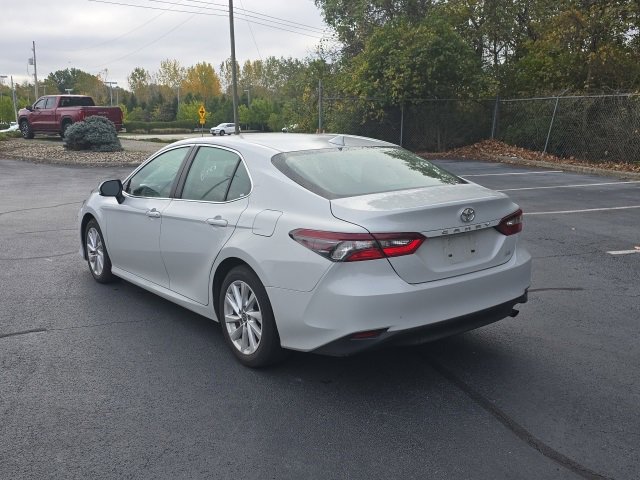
[348,17,487,104]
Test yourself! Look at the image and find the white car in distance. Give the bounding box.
[210,123,239,136]
[79,133,531,367]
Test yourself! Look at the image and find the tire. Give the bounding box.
[20,120,34,139]
[85,219,115,284]
[219,266,286,367]
[60,120,72,138]
[219,130,225,136]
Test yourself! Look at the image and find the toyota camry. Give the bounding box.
[79,133,531,367]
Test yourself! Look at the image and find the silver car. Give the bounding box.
[79,134,531,367]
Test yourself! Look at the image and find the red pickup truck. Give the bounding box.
[18,95,123,139]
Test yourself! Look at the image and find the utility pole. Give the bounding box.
[11,75,18,122]
[11,76,18,123]
[229,0,239,134]
[32,41,38,99]
[318,79,323,133]
[105,81,117,106]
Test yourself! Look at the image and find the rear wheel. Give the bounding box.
[219,266,285,367]
[85,219,115,283]
[60,120,72,138]
[20,120,34,139]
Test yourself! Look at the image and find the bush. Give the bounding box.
[64,116,122,152]
[123,120,206,133]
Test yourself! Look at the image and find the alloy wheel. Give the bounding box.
[86,227,105,276]
[223,280,263,355]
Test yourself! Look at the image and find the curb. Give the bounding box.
[488,155,640,180]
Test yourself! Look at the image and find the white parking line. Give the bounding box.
[527,205,640,215]
[499,181,640,192]
[463,170,564,177]
[606,249,640,256]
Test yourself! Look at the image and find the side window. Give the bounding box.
[181,147,241,202]
[226,162,251,200]
[126,147,189,198]
[33,98,46,109]
[44,97,57,109]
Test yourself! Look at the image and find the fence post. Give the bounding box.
[400,103,404,147]
[491,95,499,139]
[544,95,561,153]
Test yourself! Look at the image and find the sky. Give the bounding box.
[0,0,332,89]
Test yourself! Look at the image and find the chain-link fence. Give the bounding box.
[321,94,640,164]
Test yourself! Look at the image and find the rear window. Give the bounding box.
[271,147,464,199]
[60,96,95,107]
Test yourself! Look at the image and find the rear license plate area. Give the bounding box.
[443,233,478,264]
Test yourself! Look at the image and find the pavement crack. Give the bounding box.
[425,355,613,480]
[0,201,83,217]
[534,251,600,259]
[0,251,76,261]
[529,287,585,293]
[47,319,146,332]
[0,328,48,340]
[0,227,76,236]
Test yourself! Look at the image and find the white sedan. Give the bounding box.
[210,123,239,136]
[79,133,531,367]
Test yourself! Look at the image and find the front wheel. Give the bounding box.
[219,266,285,367]
[20,120,34,139]
[85,219,115,283]
[219,130,225,136]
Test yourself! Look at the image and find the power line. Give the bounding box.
[145,0,325,34]
[86,12,196,69]
[178,0,326,33]
[88,0,326,38]
[238,0,261,60]
[69,10,168,52]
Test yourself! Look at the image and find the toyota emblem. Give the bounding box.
[460,208,475,223]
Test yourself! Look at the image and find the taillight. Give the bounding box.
[495,209,523,236]
[289,229,425,262]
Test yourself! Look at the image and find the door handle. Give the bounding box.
[206,216,228,227]
[146,209,161,218]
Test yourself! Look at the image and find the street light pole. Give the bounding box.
[229,0,239,134]
[11,76,18,123]
[105,81,117,106]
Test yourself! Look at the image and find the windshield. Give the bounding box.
[271,147,464,199]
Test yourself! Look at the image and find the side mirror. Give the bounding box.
[26,105,33,111]
[99,179,124,204]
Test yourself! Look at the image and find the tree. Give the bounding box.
[127,67,152,103]
[348,17,488,104]
[183,62,222,101]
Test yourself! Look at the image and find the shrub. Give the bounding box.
[0,131,23,141]
[64,116,123,152]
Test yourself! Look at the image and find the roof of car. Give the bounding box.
[170,133,396,154]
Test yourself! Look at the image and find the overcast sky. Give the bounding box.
[1,0,332,89]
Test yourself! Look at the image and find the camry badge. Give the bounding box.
[460,208,475,223]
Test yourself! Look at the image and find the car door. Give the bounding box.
[29,97,47,130]
[160,146,251,305]
[103,146,192,287]
[40,96,58,131]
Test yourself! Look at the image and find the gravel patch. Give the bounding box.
[0,138,164,167]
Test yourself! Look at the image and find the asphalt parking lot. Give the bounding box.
[1,155,638,480]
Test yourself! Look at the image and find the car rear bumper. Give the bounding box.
[266,246,531,353]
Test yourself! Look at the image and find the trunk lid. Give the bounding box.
[330,184,520,284]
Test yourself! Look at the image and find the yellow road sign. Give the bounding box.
[198,105,206,118]
[199,118,205,125]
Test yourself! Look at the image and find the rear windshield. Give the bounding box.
[271,147,464,199]
[59,96,95,107]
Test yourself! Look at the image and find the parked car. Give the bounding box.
[78,133,531,367]
[0,121,19,133]
[18,95,123,139]
[210,123,240,136]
